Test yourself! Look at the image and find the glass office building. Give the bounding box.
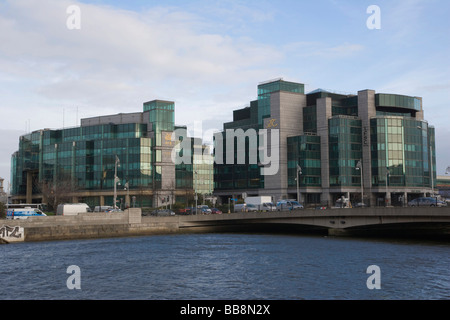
[11,100,211,209]
[214,79,436,207]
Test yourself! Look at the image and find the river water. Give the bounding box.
[0,233,449,300]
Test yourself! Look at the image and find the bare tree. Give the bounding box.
[39,173,78,211]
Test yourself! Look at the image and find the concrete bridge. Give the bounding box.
[176,206,450,238]
[2,207,450,243]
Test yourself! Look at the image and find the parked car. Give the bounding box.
[186,207,198,214]
[233,203,258,212]
[94,206,113,212]
[246,204,259,212]
[261,202,276,211]
[276,200,304,211]
[178,208,193,215]
[200,208,211,214]
[150,209,176,216]
[408,197,447,207]
[211,208,222,214]
[197,205,212,214]
[234,203,247,212]
[353,202,368,208]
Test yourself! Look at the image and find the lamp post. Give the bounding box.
[385,167,390,207]
[355,160,363,205]
[124,181,130,209]
[194,170,198,215]
[113,155,120,209]
[296,165,302,204]
[429,145,434,196]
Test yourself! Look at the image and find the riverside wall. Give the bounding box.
[0,209,182,243]
[2,207,450,243]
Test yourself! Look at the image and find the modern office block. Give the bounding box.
[10,100,212,209]
[214,79,436,207]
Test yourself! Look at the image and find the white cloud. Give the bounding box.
[0,0,287,182]
[0,0,283,129]
[283,41,364,59]
[383,0,428,43]
[0,0,448,179]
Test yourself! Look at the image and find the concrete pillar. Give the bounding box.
[100,196,105,206]
[415,97,424,121]
[358,90,376,206]
[321,192,331,207]
[125,194,130,209]
[317,97,332,208]
[127,208,142,224]
[370,192,377,207]
[263,91,305,200]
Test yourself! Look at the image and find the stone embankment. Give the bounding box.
[0,209,181,243]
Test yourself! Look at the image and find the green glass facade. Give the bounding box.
[370,117,436,188]
[217,82,302,191]
[144,100,175,146]
[12,80,437,209]
[11,124,154,207]
[375,94,421,111]
[287,135,321,187]
[214,134,263,191]
[303,106,317,134]
[214,80,437,207]
[329,117,362,187]
[10,100,207,209]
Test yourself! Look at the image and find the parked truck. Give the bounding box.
[245,196,275,211]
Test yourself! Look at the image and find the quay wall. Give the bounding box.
[1,209,182,242]
[1,207,450,243]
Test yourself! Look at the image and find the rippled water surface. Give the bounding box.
[1,233,449,300]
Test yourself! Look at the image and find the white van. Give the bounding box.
[56,203,91,216]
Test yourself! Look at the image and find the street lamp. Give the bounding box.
[385,167,390,207]
[296,165,302,204]
[355,160,363,205]
[113,155,120,209]
[124,181,130,209]
[194,170,198,215]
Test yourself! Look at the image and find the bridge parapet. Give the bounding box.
[177,207,450,231]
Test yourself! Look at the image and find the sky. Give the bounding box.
[1,0,449,189]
